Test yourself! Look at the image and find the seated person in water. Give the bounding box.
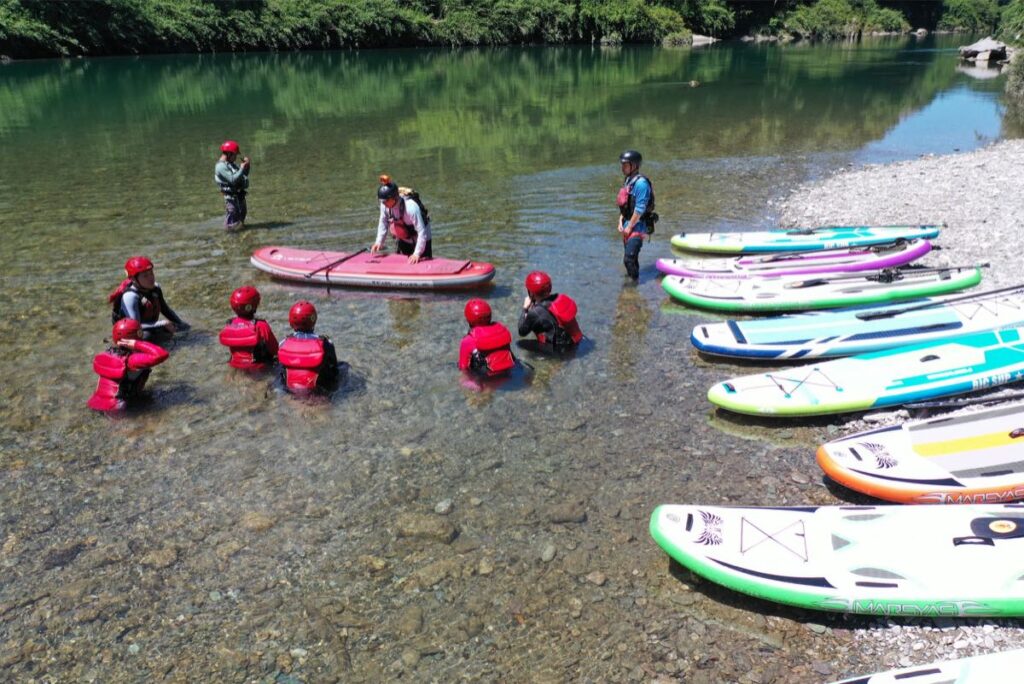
[458,299,516,378]
[87,319,170,412]
[517,270,584,350]
[278,301,340,395]
[219,286,278,371]
[370,174,432,264]
[109,256,190,341]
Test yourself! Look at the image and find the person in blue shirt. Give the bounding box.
[616,150,657,281]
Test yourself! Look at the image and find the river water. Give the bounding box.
[0,36,1016,682]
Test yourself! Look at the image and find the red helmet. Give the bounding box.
[464,299,492,327]
[124,256,154,278]
[220,140,240,154]
[525,271,552,298]
[230,286,261,317]
[289,300,317,332]
[112,318,142,343]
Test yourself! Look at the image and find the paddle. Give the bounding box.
[305,248,368,279]
[785,263,988,290]
[783,223,941,236]
[854,275,1019,321]
[904,387,1024,410]
[753,238,913,263]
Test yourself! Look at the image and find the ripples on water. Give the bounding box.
[0,37,1015,680]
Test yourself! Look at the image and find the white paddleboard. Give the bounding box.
[650,504,1024,617]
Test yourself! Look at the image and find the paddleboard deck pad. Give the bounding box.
[818,401,1024,504]
[691,286,1024,360]
[251,246,495,289]
[663,266,982,313]
[670,225,942,254]
[657,240,931,279]
[650,503,1024,617]
[828,649,1024,684]
[707,327,1024,417]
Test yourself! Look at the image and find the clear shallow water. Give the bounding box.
[0,36,1017,681]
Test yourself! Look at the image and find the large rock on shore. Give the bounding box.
[959,37,1007,62]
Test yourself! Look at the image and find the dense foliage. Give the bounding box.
[1008,51,1024,99]
[0,0,1017,57]
[936,0,1000,32]
[1002,0,1024,42]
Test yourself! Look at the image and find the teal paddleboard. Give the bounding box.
[708,327,1024,417]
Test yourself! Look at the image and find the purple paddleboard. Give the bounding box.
[656,239,931,279]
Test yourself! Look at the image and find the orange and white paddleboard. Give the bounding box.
[817,401,1024,504]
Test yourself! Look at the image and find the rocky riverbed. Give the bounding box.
[4,147,1024,684]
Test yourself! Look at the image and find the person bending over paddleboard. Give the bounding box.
[616,149,657,281]
[214,140,250,231]
[219,286,278,372]
[109,256,190,343]
[518,271,584,351]
[278,301,341,395]
[459,299,516,378]
[87,319,170,412]
[370,174,431,264]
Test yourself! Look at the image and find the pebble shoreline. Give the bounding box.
[777,139,1024,669]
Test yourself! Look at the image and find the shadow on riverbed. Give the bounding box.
[235,221,296,232]
[515,337,596,361]
[822,475,885,505]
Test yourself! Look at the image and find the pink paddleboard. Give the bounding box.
[251,246,495,290]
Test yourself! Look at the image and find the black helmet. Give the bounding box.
[378,182,399,201]
[619,150,642,165]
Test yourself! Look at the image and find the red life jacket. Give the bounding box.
[387,200,417,242]
[538,294,583,346]
[219,317,274,370]
[617,174,656,236]
[109,280,161,324]
[278,335,327,393]
[86,343,167,412]
[469,323,515,377]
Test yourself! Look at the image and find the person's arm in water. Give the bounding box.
[371,203,388,253]
[321,338,339,376]
[257,320,279,358]
[155,286,189,330]
[406,200,430,264]
[518,298,534,337]
[458,334,476,371]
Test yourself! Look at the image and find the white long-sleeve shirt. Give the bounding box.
[374,198,431,257]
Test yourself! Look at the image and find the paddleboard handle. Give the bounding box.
[953,536,995,546]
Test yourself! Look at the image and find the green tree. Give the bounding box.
[937,0,1000,32]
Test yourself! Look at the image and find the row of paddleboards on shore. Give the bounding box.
[650,225,1024,670]
[662,224,1024,416]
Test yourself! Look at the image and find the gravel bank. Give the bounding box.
[775,139,1024,673]
[778,139,1024,289]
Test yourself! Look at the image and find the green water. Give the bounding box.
[0,37,1016,681]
